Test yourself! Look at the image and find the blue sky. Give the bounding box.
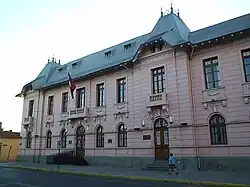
[0,0,249,132]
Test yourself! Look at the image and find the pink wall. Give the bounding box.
[191,37,250,157]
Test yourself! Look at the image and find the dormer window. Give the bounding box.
[72,60,81,67]
[58,66,67,72]
[124,43,131,51]
[105,51,112,59]
[72,62,78,67]
[151,43,163,53]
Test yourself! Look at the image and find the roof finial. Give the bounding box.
[170,2,173,13]
[52,54,55,63]
[160,7,163,17]
[48,57,50,63]
[58,57,61,64]
[177,9,180,17]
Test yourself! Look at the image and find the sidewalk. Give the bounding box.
[1,162,250,186]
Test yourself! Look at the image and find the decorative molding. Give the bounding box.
[117,104,125,109]
[203,99,227,110]
[207,91,219,96]
[244,97,249,104]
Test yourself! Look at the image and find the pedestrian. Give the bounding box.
[168,153,178,175]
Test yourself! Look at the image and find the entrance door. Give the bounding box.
[154,118,169,160]
[76,125,85,156]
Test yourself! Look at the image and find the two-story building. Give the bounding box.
[16,9,250,171]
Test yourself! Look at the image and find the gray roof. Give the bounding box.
[189,13,250,44]
[19,12,250,94]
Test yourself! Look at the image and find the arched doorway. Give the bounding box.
[76,125,85,155]
[154,118,169,160]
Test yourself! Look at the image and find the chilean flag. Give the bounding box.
[68,72,76,99]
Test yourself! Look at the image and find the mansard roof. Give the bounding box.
[17,11,250,96]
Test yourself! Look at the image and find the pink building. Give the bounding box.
[16,9,250,171]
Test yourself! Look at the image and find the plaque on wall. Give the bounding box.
[143,135,151,140]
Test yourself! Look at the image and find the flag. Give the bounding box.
[68,72,76,99]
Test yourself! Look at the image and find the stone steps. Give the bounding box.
[144,160,170,171]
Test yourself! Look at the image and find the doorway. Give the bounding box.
[154,118,169,160]
[76,125,85,156]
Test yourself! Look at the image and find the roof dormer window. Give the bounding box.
[124,43,131,51]
[71,60,81,68]
[105,51,112,59]
[58,65,67,72]
[72,62,78,67]
[151,43,163,53]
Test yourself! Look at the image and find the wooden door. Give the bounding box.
[154,118,169,160]
[76,125,85,156]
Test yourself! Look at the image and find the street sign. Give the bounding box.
[57,140,61,149]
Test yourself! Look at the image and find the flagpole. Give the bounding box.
[67,69,76,99]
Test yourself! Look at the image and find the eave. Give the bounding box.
[180,28,250,50]
[41,60,135,91]
[16,28,250,95]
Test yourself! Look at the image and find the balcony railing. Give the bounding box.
[68,107,89,119]
[147,92,168,107]
[23,116,34,125]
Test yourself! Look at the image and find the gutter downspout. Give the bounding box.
[188,45,200,170]
[88,79,91,157]
[174,49,183,165]
[33,90,41,163]
[38,90,45,163]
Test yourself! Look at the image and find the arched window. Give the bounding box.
[118,123,127,147]
[26,131,32,148]
[210,114,227,145]
[46,130,52,148]
[96,126,104,147]
[76,125,85,149]
[61,129,67,148]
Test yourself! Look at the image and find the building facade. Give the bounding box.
[17,10,250,171]
[0,130,21,162]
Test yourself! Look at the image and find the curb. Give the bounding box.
[1,165,249,187]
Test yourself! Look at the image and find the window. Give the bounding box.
[124,43,131,51]
[152,66,165,94]
[203,57,221,89]
[61,92,68,113]
[76,88,85,108]
[47,96,54,115]
[151,43,163,53]
[46,130,52,148]
[26,131,32,148]
[242,49,250,82]
[96,83,105,107]
[61,129,67,148]
[210,114,227,145]
[117,78,126,103]
[96,126,104,148]
[118,123,127,147]
[105,51,112,58]
[76,125,85,149]
[28,100,34,117]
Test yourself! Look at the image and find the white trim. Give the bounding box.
[148,64,167,95]
[201,55,223,90]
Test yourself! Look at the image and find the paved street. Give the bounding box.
[0,167,200,187]
[2,162,250,185]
